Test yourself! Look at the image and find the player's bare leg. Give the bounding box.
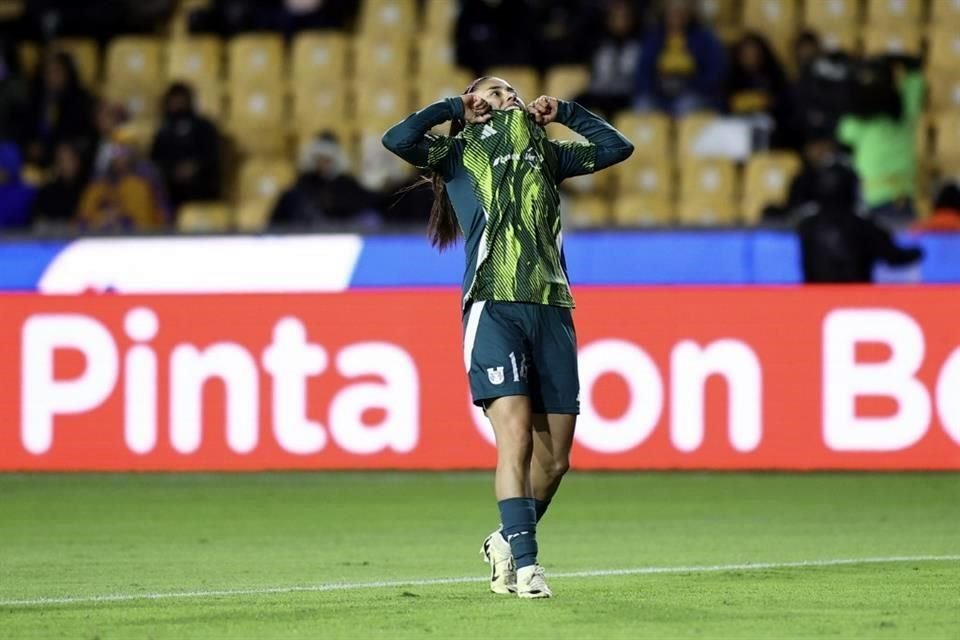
[530,413,577,520]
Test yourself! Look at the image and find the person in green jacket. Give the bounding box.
[837,57,924,225]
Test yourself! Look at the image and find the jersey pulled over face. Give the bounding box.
[430,109,595,308]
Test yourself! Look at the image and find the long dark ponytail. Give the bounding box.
[423,76,490,251]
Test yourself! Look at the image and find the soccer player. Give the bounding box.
[382,77,633,598]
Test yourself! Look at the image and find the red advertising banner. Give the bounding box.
[1,288,959,471]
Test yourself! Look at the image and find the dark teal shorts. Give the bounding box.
[462,300,580,415]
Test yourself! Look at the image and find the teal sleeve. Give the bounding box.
[551,100,634,179]
[900,71,925,123]
[382,98,465,178]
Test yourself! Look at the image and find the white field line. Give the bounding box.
[2,555,957,608]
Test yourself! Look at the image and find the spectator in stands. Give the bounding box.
[528,0,594,70]
[77,133,169,231]
[573,0,642,115]
[763,134,851,224]
[27,51,96,168]
[797,163,923,283]
[272,0,356,36]
[912,182,960,232]
[92,101,130,175]
[793,31,822,73]
[726,33,791,148]
[0,40,29,144]
[150,83,221,209]
[838,55,924,226]
[633,0,725,116]
[190,0,281,38]
[31,141,86,228]
[270,133,377,230]
[455,0,537,75]
[0,142,36,230]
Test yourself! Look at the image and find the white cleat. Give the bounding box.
[516,564,552,599]
[480,528,516,594]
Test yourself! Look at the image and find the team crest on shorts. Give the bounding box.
[487,367,505,385]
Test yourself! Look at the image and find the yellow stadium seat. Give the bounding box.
[928,27,960,71]
[177,202,232,232]
[931,0,960,25]
[192,81,225,120]
[677,198,737,226]
[700,0,738,25]
[52,38,100,88]
[354,82,412,130]
[916,112,932,158]
[228,34,285,87]
[238,157,295,206]
[680,158,737,202]
[103,83,161,122]
[359,0,417,37]
[354,36,413,80]
[544,65,589,101]
[168,36,223,85]
[417,35,458,75]
[935,112,960,164]
[416,68,472,106]
[18,41,39,78]
[483,66,540,105]
[741,152,801,223]
[0,0,23,20]
[235,200,274,232]
[676,112,718,158]
[424,0,457,36]
[612,112,671,160]
[291,31,349,84]
[804,0,858,27]
[106,37,162,87]
[742,0,798,37]
[613,157,674,200]
[927,71,960,114]
[612,195,675,227]
[293,82,349,134]
[866,0,922,24]
[817,24,858,53]
[565,195,610,228]
[227,84,287,154]
[862,25,921,56]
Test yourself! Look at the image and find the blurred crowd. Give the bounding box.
[0,0,954,281]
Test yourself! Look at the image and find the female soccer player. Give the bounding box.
[382,77,633,598]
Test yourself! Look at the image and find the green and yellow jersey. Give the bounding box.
[383,98,633,308]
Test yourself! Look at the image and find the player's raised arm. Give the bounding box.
[528,96,634,179]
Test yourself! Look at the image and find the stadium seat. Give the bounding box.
[191,81,225,120]
[168,36,223,86]
[18,41,38,78]
[931,0,960,26]
[424,0,457,36]
[612,112,672,160]
[804,0,858,28]
[866,0,922,24]
[235,200,274,232]
[741,0,798,38]
[544,65,590,101]
[359,0,417,37]
[916,112,932,158]
[106,37,163,88]
[354,82,412,131]
[700,0,739,26]
[483,66,541,105]
[816,24,859,53]
[416,68,473,106]
[416,35,458,76]
[862,25,921,56]
[680,157,737,202]
[741,152,801,224]
[677,198,737,226]
[676,112,719,158]
[927,71,960,114]
[177,202,232,232]
[237,157,295,206]
[612,195,675,227]
[354,36,413,80]
[228,34,286,87]
[103,83,161,122]
[612,157,674,200]
[934,112,960,165]
[293,83,349,134]
[291,32,349,85]
[227,83,288,154]
[52,38,100,88]
[927,27,960,71]
[565,195,610,228]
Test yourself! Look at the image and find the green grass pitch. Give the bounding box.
[1,472,958,639]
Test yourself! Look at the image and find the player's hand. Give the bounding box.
[461,93,492,124]
[527,96,559,125]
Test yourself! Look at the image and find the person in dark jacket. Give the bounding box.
[573,0,642,115]
[27,50,96,167]
[455,0,537,75]
[0,142,37,230]
[270,133,377,230]
[31,140,86,227]
[797,163,923,283]
[0,39,29,144]
[150,83,221,209]
[726,32,792,147]
[633,0,725,115]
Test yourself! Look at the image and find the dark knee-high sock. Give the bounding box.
[534,498,551,523]
[498,497,538,569]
